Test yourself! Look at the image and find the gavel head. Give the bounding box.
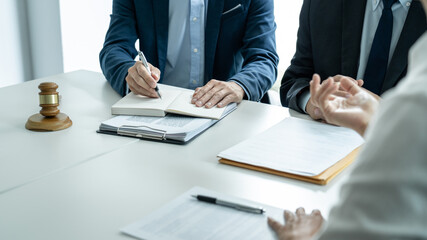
[38,82,60,117]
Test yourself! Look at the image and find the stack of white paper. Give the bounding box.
[218,117,364,176]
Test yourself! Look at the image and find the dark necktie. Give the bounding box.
[363,0,397,94]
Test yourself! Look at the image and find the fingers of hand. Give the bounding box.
[318,81,339,106]
[310,74,321,97]
[306,99,324,120]
[128,81,156,97]
[311,209,322,217]
[317,78,333,99]
[192,81,243,108]
[267,217,284,232]
[191,80,216,105]
[193,85,222,108]
[217,94,234,108]
[149,63,161,80]
[127,67,157,97]
[284,210,295,223]
[135,63,157,89]
[203,88,227,108]
[296,207,306,217]
[332,90,350,98]
[128,63,157,97]
[338,78,363,96]
[332,75,356,83]
[312,77,334,107]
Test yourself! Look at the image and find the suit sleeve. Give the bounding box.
[280,0,314,112]
[99,0,138,96]
[228,0,279,102]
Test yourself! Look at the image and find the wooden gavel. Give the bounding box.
[38,82,60,117]
[26,82,72,131]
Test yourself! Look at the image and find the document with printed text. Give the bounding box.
[218,117,364,176]
[121,187,283,240]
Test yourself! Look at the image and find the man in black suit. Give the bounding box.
[280,0,426,120]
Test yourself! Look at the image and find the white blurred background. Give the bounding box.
[0,0,302,89]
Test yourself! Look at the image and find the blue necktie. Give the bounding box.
[363,0,397,94]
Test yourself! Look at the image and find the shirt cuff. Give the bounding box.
[298,89,311,113]
[229,80,250,101]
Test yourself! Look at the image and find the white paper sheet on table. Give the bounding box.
[121,186,284,240]
[218,117,364,176]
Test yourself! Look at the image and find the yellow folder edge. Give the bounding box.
[219,147,361,185]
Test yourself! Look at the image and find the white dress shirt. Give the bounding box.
[318,32,427,239]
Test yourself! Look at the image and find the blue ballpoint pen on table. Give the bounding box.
[138,50,162,99]
[192,195,265,214]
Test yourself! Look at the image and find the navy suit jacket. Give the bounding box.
[100,0,278,102]
[281,0,426,112]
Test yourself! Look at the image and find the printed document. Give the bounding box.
[121,186,283,240]
[100,102,236,142]
[218,117,364,176]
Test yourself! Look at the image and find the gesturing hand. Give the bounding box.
[306,74,364,120]
[310,76,379,136]
[191,80,245,108]
[268,208,325,240]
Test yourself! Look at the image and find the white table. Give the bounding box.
[0,71,352,240]
[0,71,139,193]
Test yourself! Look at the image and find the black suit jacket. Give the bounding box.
[280,0,426,112]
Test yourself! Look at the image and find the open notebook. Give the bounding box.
[112,90,232,120]
[218,117,364,185]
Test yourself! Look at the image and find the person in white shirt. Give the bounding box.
[267,0,427,238]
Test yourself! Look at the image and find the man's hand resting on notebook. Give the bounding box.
[126,61,161,98]
[191,80,244,108]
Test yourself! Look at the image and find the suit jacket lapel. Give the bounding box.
[205,0,225,82]
[383,0,427,92]
[152,0,169,74]
[341,0,367,78]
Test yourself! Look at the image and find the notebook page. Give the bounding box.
[166,92,228,120]
[111,90,181,116]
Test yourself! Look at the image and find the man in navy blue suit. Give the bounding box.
[100,0,278,108]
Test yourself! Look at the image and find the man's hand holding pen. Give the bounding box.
[126,61,161,98]
[127,50,245,108]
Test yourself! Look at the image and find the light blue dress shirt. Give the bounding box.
[162,0,208,90]
[298,0,411,113]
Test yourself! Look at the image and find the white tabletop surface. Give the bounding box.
[0,71,141,194]
[0,70,353,240]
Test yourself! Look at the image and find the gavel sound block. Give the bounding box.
[25,82,72,131]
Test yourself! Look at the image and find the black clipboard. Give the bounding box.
[96,119,220,145]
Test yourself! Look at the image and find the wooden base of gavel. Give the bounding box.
[26,82,72,131]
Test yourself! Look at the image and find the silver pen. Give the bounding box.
[192,195,265,214]
[138,50,162,99]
